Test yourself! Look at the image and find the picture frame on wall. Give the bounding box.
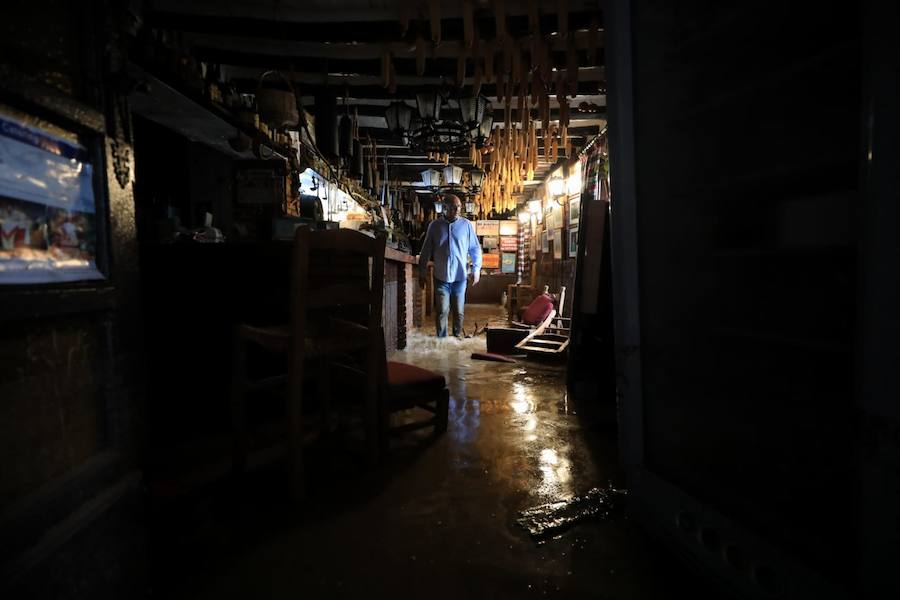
[568,195,580,227]
[569,228,579,258]
[553,228,562,259]
[541,230,549,253]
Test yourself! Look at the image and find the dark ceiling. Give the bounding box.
[140,0,607,200]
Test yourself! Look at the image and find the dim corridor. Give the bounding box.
[150,304,716,599]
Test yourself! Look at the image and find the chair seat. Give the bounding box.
[386,361,446,390]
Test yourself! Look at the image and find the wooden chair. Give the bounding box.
[379,330,449,449]
[331,327,450,458]
[486,286,569,354]
[231,227,386,499]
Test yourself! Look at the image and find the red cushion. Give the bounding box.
[520,294,554,325]
[387,361,446,388]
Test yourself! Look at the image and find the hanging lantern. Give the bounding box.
[469,167,485,191]
[442,164,463,186]
[476,109,494,148]
[434,198,444,214]
[421,168,442,188]
[384,101,413,135]
[416,90,442,122]
[458,94,489,131]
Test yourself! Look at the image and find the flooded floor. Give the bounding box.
[151,304,717,599]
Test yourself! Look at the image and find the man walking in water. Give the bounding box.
[418,193,482,338]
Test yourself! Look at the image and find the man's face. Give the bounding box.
[444,197,461,220]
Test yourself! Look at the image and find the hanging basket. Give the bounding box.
[255,71,300,129]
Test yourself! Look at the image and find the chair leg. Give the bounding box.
[436,388,449,433]
[231,334,247,474]
[365,350,380,466]
[287,350,305,501]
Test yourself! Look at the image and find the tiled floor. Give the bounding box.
[150,304,719,599]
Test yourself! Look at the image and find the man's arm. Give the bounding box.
[468,220,482,285]
[418,220,435,287]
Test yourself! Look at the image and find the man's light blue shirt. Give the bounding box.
[418,216,482,283]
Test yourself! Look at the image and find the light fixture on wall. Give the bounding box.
[549,175,565,198]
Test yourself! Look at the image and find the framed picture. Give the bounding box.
[568,194,580,227]
[530,229,537,259]
[482,235,499,250]
[482,252,500,269]
[552,228,562,259]
[501,252,516,273]
[0,113,104,284]
[569,228,579,258]
[541,230,549,253]
[499,220,518,236]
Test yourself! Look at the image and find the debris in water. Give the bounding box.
[516,486,628,541]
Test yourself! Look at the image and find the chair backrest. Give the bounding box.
[290,227,387,346]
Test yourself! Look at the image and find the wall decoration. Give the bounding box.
[552,228,562,259]
[541,230,549,253]
[499,220,518,236]
[569,228,579,257]
[501,252,516,273]
[0,113,103,284]
[476,219,500,236]
[482,252,500,269]
[568,194,580,227]
[499,236,517,251]
[482,235,499,250]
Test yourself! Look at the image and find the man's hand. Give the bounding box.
[471,271,480,286]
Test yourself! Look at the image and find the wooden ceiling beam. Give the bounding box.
[181,29,604,61]
[225,74,606,99]
[146,8,604,43]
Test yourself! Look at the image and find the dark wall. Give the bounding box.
[617,0,861,594]
[0,2,147,597]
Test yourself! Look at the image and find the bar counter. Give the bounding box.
[141,239,418,441]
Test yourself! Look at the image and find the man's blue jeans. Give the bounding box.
[434,277,467,338]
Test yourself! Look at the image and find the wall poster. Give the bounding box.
[541,230,549,253]
[569,228,579,258]
[476,219,500,236]
[0,113,102,284]
[501,252,516,273]
[482,252,500,269]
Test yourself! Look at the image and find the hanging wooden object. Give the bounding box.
[388,61,397,94]
[587,15,599,65]
[430,0,442,45]
[558,0,569,39]
[528,0,540,35]
[473,61,483,96]
[494,0,506,43]
[399,0,411,36]
[416,34,427,76]
[567,36,578,94]
[463,0,475,48]
[381,47,391,88]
